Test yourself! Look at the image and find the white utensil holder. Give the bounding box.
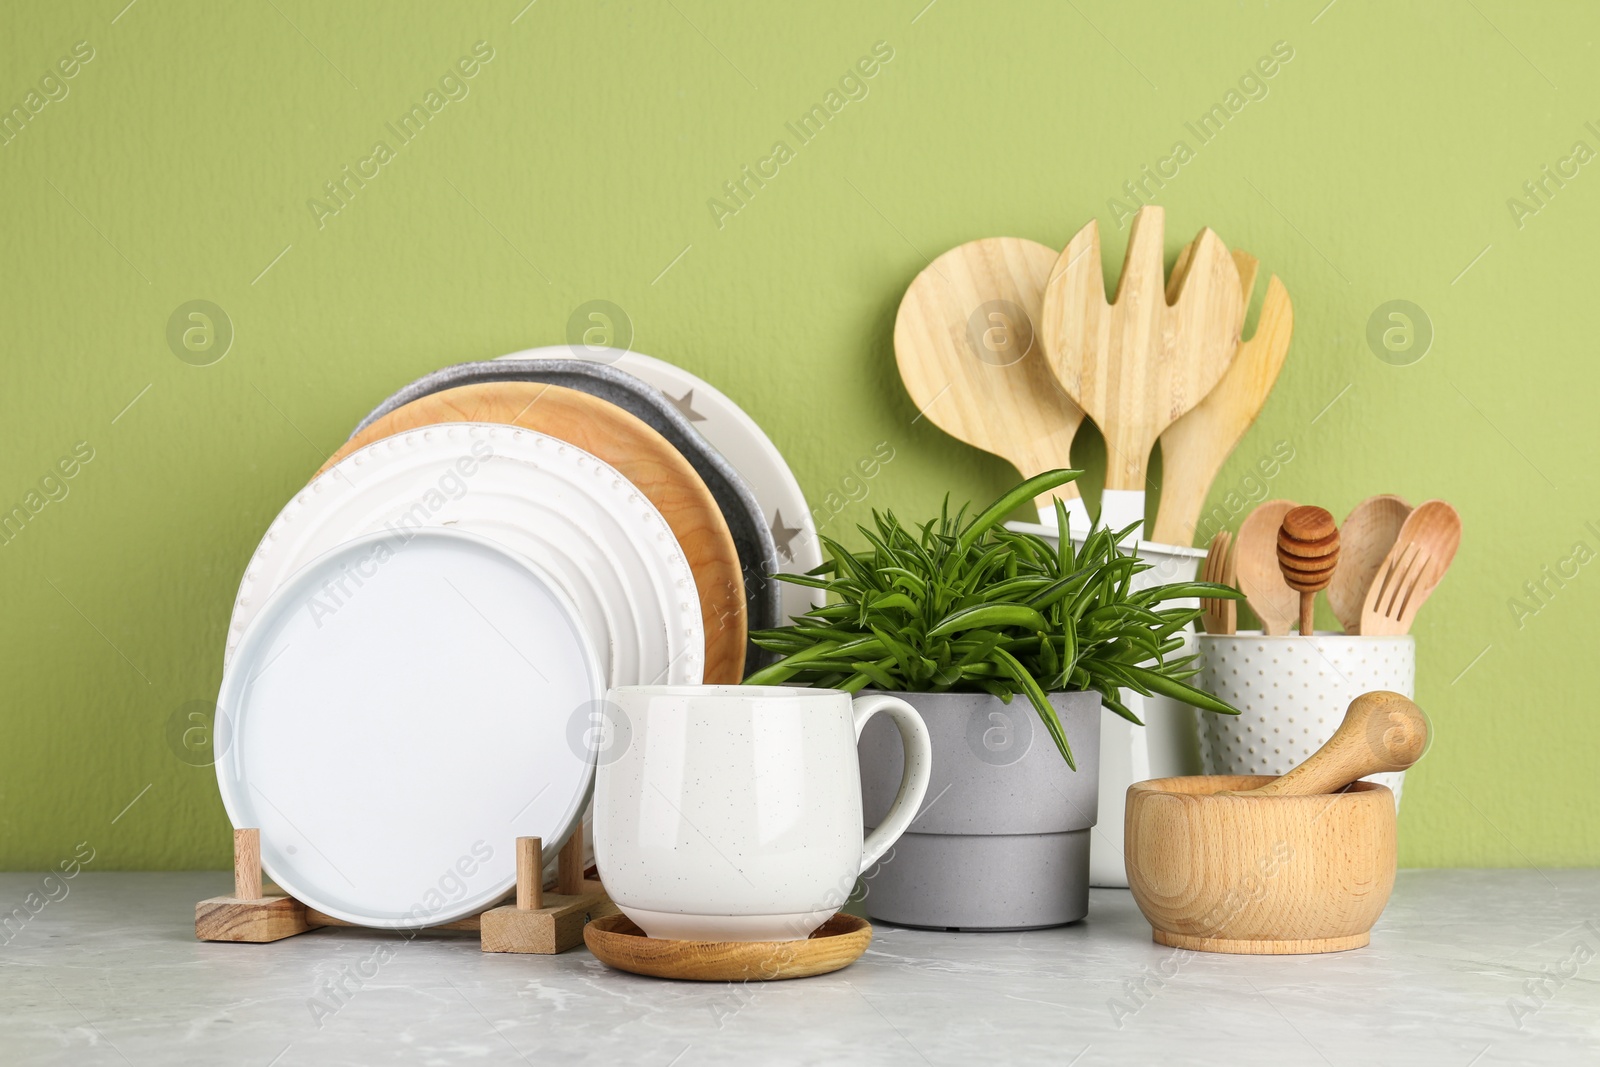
[1194,633,1416,807]
[1006,523,1207,888]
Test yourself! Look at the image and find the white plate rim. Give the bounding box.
[499,346,824,620]
[224,423,704,687]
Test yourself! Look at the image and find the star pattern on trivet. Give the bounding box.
[665,389,706,422]
[770,510,802,562]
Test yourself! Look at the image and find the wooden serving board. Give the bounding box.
[320,382,746,683]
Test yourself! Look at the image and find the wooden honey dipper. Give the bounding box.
[1277,505,1339,635]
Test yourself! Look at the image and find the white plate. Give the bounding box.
[215,528,605,927]
[226,423,703,689]
[500,346,824,624]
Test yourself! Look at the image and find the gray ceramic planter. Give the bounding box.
[856,690,1101,931]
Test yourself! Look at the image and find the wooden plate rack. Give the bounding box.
[195,826,614,953]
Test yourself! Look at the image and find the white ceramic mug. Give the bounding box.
[594,685,933,942]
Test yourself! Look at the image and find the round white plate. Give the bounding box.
[226,423,703,688]
[216,528,605,927]
[500,346,824,624]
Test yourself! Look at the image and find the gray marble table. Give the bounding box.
[1,870,1595,1065]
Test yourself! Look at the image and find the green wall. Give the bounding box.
[1,1,1593,869]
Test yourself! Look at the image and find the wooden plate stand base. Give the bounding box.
[196,828,616,953]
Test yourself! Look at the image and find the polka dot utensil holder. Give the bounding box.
[1195,633,1416,808]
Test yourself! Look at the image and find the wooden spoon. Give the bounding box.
[1040,207,1243,538]
[1360,500,1462,635]
[1277,506,1339,636]
[1229,690,1429,797]
[1327,495,1411,634]
[1152,247,1294,546]
[895,238,1090,528]
[1234,499,1300,635]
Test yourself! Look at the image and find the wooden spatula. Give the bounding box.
[1151,248,1294,546]
[1228,690,1429,797]
[895,237,1091,529]
[1040,206,1243,538]
[1328,494,1411,634]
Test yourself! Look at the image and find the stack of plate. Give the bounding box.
[215,352,818,928]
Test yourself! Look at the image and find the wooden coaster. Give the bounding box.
[583,913,871,981]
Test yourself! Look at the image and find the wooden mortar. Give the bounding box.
[1125,691,1427,954]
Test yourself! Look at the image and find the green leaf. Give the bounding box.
[1143,581,1246,604]
[767,572,835,590]
[928,604,1050,637]
[1100,690,1143,726]
[993,646,1074,770]
[850,659,899,689]
[1120,664,1242,715]
[957,470,1082,553]
[867,592,919,614]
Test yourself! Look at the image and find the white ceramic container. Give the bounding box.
[1195,633,1417,806]
[595,685,931,942]
[1005,523,1207,887]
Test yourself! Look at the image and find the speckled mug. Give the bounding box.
[1195,634,1416,807]
[595,685,932,941]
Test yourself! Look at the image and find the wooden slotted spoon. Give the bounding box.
[1235,499,1300,635]
[1151,245,1294,546]
[1040,206,1243,537]
[1360,500,1462,635]
[1328,494,1411,634]
[895,238,1090,528]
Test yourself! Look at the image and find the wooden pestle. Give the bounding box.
[1231,691,1429,797]
[1277,505,1339,635]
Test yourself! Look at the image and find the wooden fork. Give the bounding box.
[1359,500,1461,635]
[1201,530,1237,635]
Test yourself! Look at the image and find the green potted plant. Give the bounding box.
[745,470,1242,930]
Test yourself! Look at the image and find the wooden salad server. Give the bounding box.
[1040,206,1243,539]
[1151,246,1294,546]
[1276,505,1340,636]
[1229,690,1429,797]
[1359,500,1462,635]
[1327,494,1411,634]
[895,238,1092,530]
[1234,499,1300,635]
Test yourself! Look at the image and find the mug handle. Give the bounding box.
[852,693,933,875]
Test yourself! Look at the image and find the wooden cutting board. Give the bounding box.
[894,237,1087,522]
[320,382,746,683]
